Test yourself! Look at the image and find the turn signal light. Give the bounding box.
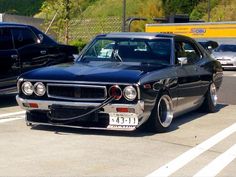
[116,108,135,113]
[116,108,129,112]
[29,103,39,108]
[23,103,38,108]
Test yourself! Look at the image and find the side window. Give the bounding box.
[175,40,201,64]
[0,28,13,50]
[12,28,37,49]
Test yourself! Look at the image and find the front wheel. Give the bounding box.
[201,82,218,113]
[145,93,174,133]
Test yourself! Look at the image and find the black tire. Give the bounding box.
[144,93,174,133]
[25,112,33,126]
[201,83,217,113]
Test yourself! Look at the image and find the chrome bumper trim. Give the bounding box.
[221,66,236,68]
[16,95,144,115]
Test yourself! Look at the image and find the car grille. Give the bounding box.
[47,83,107,101]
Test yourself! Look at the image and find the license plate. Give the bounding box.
[220,61,227,65]
[109,113,138,126]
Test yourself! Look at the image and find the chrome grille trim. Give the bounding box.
[47,83,107,101]
[22,79,137,86]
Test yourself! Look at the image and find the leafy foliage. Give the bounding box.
[162,0,199,16]
[3,0,235,43]
[202,0,236,21]
[0,0,44,16]
[69,39,87,52]
[190,0,219,21]
[36,0,84,44]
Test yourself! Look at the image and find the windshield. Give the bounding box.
[79,38,171,65]
[214,44,236,52]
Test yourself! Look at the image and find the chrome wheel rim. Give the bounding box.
[157,95,173,128]
[210,83,217,106]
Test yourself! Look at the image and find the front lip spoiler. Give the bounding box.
[26,121,137,131]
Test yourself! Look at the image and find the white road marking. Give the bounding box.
[146,123,236,177]
[193,144,236,177]
[0,117,23,123]
[0,111,25,119]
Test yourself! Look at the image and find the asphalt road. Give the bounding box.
[218,71,236,105]
[0,71,235,176]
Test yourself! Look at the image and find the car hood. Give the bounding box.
[21,62,168,83]
[212,52,236,59]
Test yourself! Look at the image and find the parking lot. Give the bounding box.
[0,71,235,177]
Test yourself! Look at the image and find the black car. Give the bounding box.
[0,22,78,94]
[16,33,223,132]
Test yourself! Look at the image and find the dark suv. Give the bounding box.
[0,23,78,94]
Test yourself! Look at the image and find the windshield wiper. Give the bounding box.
[113,49,123,62]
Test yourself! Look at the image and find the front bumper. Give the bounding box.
[16,96,145,131]
[217,59,236,69]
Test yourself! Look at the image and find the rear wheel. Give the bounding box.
[201,82,217,113]
[145,93,174,132]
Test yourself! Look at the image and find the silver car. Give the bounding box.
[212,44,236,69]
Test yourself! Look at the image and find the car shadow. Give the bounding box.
[167,103,228,133]
[30,103,228,137]
[0,94,18,108]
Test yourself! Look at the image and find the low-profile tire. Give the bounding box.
[201,82,218,113]
[26,112,33,126]
[145,93,174,133]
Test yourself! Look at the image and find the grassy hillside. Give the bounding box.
[82,0,145,18]
[0,0,44,16]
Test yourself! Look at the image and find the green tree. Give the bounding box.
[190,0,219,21]
[132,0,164,31]
[202,0,236,21]
[162,0,199,16]
[37,0,83,44]
[0,0,44,16]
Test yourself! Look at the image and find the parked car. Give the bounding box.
[16,33,223,132]
[0,22,78,94]
[211,44,236,69]
[198,40,219,53]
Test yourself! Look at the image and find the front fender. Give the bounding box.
[139,77,178,118]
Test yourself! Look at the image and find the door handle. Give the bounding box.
[194,66,198,71]
[40,50,47,55]
[11,54,18,60]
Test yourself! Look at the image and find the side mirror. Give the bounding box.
[37,34,44,43]
[178,57,188,66]
[207,45,213,53]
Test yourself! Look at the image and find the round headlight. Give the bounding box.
[22,82,33,96]
[109,85,122,100]
[34,82,46,96]
[123,86,137,101]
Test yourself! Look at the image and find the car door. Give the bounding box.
[174,38,204,114]
[0,27,20,91]
[11,27,50,73]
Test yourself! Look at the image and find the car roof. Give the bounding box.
[0,22,32,28]
[97,32,178,39]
